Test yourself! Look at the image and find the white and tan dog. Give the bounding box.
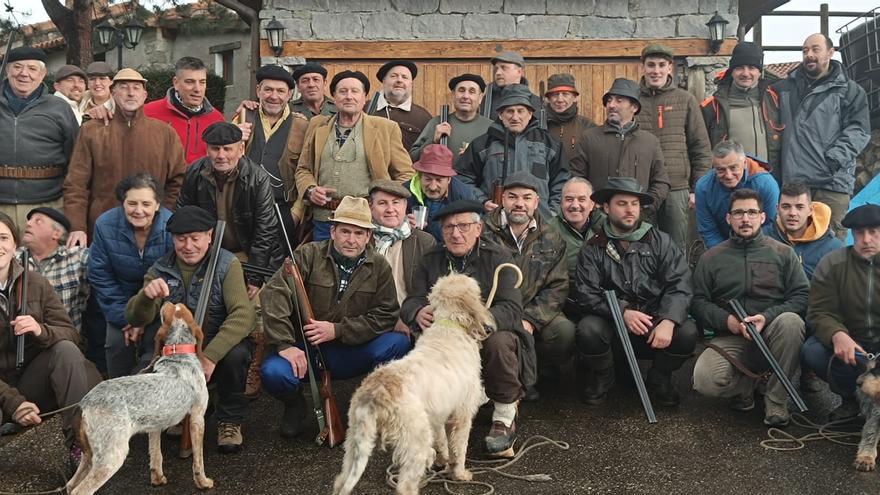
[333,273,494,495]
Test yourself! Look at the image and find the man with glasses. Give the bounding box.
[695,140,779,249]
[692,188,809,427]
[401,200,534,458]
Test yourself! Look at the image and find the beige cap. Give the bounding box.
[329,196,375,230]
[111,68,148,84]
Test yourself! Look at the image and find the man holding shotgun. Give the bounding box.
[692,188,809,427]
[260,196,410,439]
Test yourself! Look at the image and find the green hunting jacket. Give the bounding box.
[809,247,880,347]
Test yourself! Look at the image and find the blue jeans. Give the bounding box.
[261,332,411,398]
[801,335,873,398]
[312,220,332,241]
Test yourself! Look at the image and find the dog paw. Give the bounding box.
[854,455,876,472]
[150,473,168,486]
[450,468,473,481]
[195,477,214,489]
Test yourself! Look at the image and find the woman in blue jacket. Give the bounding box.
[88,173,173,377]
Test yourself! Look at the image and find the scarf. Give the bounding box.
[171,89,206,116]
[372,222,412,255]
[4,82,43,115]
[330,246,366,300]
[547,103,579,124]
[602,216,653,241]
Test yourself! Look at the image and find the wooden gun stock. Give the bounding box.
[492,183,504,206]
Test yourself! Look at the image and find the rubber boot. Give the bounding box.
[579,351,615,405]
[279,391,308,439]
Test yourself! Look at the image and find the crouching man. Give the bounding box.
[125,206,255,453]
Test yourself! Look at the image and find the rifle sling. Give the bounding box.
[704,342,771,382]
[282,271,326,433]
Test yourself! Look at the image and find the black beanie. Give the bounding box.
[729,42,763,71]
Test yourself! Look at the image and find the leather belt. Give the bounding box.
[315,198,342,211]
[0,165,64,179]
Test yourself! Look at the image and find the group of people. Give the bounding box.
[0,29,875,475]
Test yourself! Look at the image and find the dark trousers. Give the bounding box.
[276,199,298,250]
[481,331,524,404]
[12,341,101,447]
[575,315,698,372]
[801,334,874,398]
[81,292,107,374]
[105,322,160,378]
[211,339,253,424]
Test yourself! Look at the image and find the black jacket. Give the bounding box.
[573,223,692,326]
[177,156,281,281]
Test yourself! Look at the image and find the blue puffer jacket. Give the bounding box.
[88,206,173,328]
[404,174,482,242]
[762,201,843,280]
[695,156,780,249]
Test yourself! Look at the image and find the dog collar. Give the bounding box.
[162,344,198,356]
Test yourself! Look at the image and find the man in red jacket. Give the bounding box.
[143,57,224,164]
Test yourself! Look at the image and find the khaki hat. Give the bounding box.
[112,68,148,84]
[329,196,374,229]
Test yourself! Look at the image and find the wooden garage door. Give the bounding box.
[315,60,641,124]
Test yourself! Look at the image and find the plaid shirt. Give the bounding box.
[17,246,90,331]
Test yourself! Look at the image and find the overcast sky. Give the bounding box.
[6,0,879,64]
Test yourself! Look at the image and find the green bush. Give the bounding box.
[139,68,227,112]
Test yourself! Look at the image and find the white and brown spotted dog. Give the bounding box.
[855,359,880,471]
[66,303,213,495]
[333,273,495,495]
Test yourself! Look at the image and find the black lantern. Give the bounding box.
[706,12,729,54]
[124,17,145,48]
[265,16,285,57]
[96,17,145,70]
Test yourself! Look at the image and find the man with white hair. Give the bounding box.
[0,47,79,230]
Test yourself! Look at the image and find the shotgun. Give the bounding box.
[492,130,509,206]
[481,85,493,119]
[538,80,547,130]
[439,104,449,146]
[275,203,345,447]
[729,299,808,413]
[366,91,381,115]
[15,249,28,369]
[604,290,657,423]
[180,220,226,458]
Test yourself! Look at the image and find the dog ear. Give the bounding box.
[154,303,174,357]
[178,305,207,359]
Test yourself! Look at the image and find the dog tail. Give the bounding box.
[332,402,378,495]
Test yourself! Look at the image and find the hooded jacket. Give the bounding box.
[456,118,570,219]
[695,156,780,249]
[403,174,481,242]
[762,201,843,280]
[770,60,870,193]
[636,76,712,191]
[143,88,226,164]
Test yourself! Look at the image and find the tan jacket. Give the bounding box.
[294,114,415,203]
[63,106,187,234]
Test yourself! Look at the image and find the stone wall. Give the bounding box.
[260,0,738,41]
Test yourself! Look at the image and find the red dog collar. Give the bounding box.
[162,344,198,356]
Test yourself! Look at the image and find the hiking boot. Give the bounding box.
[522,385,540,403]
[800,372,826,395]
[67,444,83,478]
[646,368,680,407]
[217,422,243,454]
[581,367,615,406]
[279,392,308,439]
[245,331,265,400]
[484,420,516,457]
[829,396,861,422]
[729,393,755,412]
[763,398,791,428]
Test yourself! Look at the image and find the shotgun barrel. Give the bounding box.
[15,249,28,369]
[439,104,449,146]
[366,91,381,115]
[604,290,657,423]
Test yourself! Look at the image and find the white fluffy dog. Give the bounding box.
[333,273,495,495]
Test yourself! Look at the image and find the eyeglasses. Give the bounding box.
[729,209,762,219]
[441,222,478,234]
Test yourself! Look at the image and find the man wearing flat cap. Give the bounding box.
[290,62,336,120]
[411,74,493,166]
[64,68,187,247]
[457,84,570,220]
[232,64,308,245]
[482,51,541,120]
[544,73,595,164]
[53,65,87,124]
[481,171,572,402]
[79,61,115,115]
[260,196,410,438]
[127,205,255,453]
[401,199,533,456]
[368,60,432,151]
[0,46,79,231]
[573,177,695,408]
[802,204,880,421]
[571,78,670,222]
[295,70,414,241]
[403,144,482,242]
[635,44,712,252]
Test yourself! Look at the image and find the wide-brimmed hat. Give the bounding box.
[590,177,653,206]
[329,196,374,229]
[602,78,641,114]
[497,84,535,112]
[413,144,456,177]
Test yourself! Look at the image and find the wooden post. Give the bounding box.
[753,18,762,46]
[820,3,830,38]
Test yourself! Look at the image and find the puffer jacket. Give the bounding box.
[177,156,280,279]
[0,82,79,203]
[570,121,670,209]
[691,230,810,336]
[456,119,570,219]
[636,77,712,191]
[573,219,691,325]
[762,201,843,280]
[481,209,569,330]
[1,260,79,420]
[809,247,880,347]
[695,156,780,249]
[771,60,870,194]
[143,89,225,164]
